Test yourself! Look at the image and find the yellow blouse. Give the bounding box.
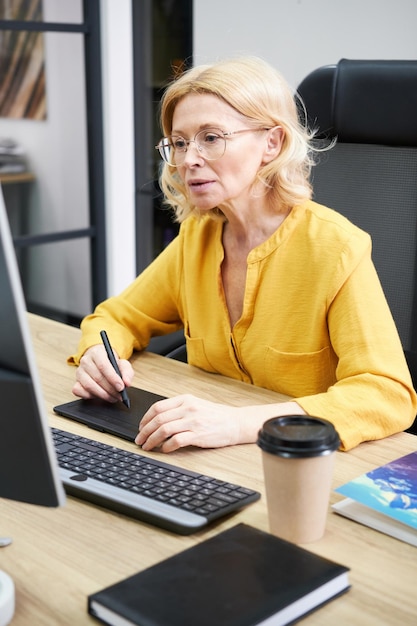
[70,200,417,450]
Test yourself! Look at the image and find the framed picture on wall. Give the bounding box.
[0,0,46,120]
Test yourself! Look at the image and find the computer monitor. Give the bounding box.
[0,185,65,515]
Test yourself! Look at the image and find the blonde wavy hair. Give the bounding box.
[157,56,316,223]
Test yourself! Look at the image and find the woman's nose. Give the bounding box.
[182,140,204,165]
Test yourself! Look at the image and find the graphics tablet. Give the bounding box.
[53,387,166,441]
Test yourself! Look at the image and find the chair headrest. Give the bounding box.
[297,59,417,146]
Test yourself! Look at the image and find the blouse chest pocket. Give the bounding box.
[184,333,219,373]
[263,345,337,397]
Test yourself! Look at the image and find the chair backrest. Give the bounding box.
[146,329,187,362]
[297,59,417,391]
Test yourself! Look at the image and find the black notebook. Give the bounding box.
[54,386,166,441]
[88,523,350,626]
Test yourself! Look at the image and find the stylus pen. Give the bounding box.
[100,330,131,409]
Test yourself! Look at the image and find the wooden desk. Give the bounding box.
[1,314,416,625]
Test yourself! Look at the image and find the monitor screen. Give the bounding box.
[0,185,65,509]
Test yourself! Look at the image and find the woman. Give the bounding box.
[69,56,417,452]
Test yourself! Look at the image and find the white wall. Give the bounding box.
[100,0,136,298]
[193,0,417,89]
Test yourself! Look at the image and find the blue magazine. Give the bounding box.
[332,451,417,546]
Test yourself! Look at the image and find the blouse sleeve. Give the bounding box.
[68,233,184,365]
[296,247,417,450]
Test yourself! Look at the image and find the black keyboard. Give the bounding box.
[51,428,260,535]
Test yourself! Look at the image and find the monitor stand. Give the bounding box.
[0,569,14,626]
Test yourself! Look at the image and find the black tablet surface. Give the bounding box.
[53,387,166,441]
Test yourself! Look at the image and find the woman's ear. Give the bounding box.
[262,126,284,163]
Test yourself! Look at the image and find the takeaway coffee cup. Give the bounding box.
[257,415,340,544]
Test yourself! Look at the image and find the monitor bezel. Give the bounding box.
[0,185,65,508]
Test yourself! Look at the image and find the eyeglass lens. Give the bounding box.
[158,129,226,165]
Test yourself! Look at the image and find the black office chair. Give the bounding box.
[297,59,417,434]
[146,330,187,362]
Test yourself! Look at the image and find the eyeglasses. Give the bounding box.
[155,127,269,166]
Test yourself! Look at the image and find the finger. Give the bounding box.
[118,359,134,387]
[72,373,119,403]
[81,349,126,395]
[159,431,195,453]
[136,403,192,448]
[72,380,95,400]
[76,359,112,391]
[75,363,121,403]
[137,418,190,451]
[139,396,186,429]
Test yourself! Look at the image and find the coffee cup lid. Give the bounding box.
[257,415,340,458]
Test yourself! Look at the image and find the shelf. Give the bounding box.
[0,172,35,184]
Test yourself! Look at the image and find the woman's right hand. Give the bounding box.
[72,344,134,403]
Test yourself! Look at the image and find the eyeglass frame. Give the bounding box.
[155,127,271,166]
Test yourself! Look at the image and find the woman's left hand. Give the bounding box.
[135,394,243,453]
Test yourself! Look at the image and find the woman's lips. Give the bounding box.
[187,179,215,192]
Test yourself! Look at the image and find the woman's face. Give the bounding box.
[170,93,277,213]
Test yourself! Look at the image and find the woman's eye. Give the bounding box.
[173,138,186,150]
[203,133,221,144]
